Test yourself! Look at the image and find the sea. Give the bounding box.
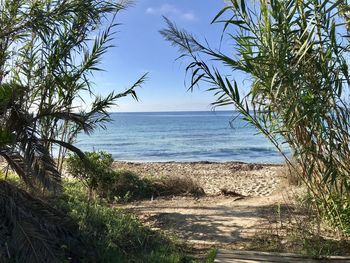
[75,111,286,164]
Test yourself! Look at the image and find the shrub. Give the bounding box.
[152,176,205,197]
[66,151,114,192]
[319,195,350,236]
[248,196,350,257]
[97,170,155,201]
[278,163,301,186]
[66,152,154,201]
[67,151,205,202]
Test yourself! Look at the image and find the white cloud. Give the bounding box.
[182,13,196,21]
[145,4,197,21]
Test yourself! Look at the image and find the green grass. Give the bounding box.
[55,179,196,262]
[0,172,197,262]
[250,228,350,258]
[0,171,22,186]
[206,248,218,263]
[0,172,216,262]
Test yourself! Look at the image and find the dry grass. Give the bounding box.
[151,176,205,197]
[246,192,350,257]
[277,163,302,186]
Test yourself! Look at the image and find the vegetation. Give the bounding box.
[55,180,193,263]
[67,151,154,201]
[152,175,205,198]
[0,175,84,262]
[247,200,350,257]
[0,0,148,261]
[205,249,218,263]
[5,0,350,260]
[0,0,146,191]
[0,172,195,262]
[162,0,350,235]
[66,151,205,202]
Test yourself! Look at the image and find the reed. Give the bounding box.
[0,0,146,191]
[162,0,350,234]
[0,1,146,260]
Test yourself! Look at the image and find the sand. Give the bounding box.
[112,161,284,197]
[1,158,291,249]
[114,161,291,250]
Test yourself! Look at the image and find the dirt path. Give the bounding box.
[116,162,291,250]
[124,194,288,249]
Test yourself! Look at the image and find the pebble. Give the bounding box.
[112,161,283,197]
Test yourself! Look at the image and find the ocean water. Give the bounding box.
[75,111,285,164]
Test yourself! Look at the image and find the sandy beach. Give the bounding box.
[113,161,290,250]
[1,158,289,249]
[112,161,284,197]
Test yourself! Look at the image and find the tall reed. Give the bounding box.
[162,0,350,234]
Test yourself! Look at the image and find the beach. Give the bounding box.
[113,161,284,197]
[114,161,290,250]
[1,158,290,250]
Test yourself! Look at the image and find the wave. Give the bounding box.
[74,111,286,163]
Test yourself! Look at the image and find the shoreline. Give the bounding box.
[112,160,284,166]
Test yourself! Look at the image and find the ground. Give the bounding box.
[114,161,292,250]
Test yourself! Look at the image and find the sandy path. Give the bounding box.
[125,195,287,248]
[116,162,289,249]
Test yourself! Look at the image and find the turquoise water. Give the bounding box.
[75,111,285,164]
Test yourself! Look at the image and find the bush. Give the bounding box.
[248,194,350,257]
[97,170,155,202]
[66,152,154,201]
[66,151,205,202]
[66,151,114,191]
[278,163,302,186]
[319,195,350,235]
[152,176,205,197]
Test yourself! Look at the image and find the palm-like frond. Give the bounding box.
[0,0,145,192]
[0,180,85,262]
[0,1,145,261]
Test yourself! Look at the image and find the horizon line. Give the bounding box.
[109,109,236,113]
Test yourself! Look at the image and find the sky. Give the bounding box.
[91,0,236,112]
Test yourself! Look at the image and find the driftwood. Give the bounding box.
[220,188,246,198]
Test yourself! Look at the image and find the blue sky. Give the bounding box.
[92,0,234,112]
